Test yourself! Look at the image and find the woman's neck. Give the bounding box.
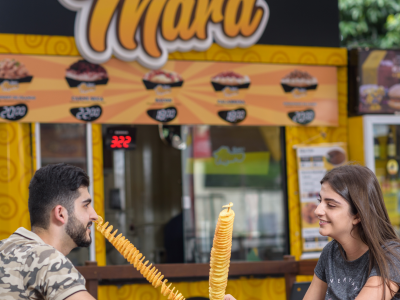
[336,231,369,261]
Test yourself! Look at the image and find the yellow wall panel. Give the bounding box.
[0,123,33,240]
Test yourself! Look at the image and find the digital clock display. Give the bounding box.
[105,126,136,150]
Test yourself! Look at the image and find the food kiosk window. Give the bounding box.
[39,123,89,266]
[103,125,287,265]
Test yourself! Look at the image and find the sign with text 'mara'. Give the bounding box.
[58,0,269,69]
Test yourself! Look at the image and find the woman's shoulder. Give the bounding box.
[320,240,339,257]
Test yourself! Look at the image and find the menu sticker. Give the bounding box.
[0,103,28,121]
[218,108,247,124]
[147,107,177,123]
[70,105,102,122]
[288,109,315,125]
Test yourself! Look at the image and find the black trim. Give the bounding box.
[280,127,290,256]
[12,232,34,241]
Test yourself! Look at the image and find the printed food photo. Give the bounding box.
[0,58,33,92]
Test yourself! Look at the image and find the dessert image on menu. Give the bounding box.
[280,70,318,92]
[387,84,400,110]
[65,60,108,93]
[211,71,251,96]
[142,70,184,92]
[0,58,33,92]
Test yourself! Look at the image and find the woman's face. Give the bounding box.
[314,182,360,240]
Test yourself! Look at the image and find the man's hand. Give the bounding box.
[224,294,236,300]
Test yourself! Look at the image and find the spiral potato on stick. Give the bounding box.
[94,216,185,300]
[209,202,235,300]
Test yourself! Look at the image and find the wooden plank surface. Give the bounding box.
[77,261,299,281]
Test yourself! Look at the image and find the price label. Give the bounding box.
[288,109,315,125]
[70,105,102,122]
[218,108,246,124]
[110,135,132,149]
[0,104,28,121]
[147,107,177,123]
[105,126,136,150]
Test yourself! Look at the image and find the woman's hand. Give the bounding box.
[224,294,236,300]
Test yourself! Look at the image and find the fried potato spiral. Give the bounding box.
[209,202,235,300]
[95,216,185,300]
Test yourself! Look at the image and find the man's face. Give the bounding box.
[65,186,98,248]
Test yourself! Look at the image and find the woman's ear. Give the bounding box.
[352,214,361,225]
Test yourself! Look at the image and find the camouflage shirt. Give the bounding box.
[0,227,86,300]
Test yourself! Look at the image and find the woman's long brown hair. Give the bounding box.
[321,164,400,299]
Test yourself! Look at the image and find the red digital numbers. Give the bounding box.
[110,135,132,149]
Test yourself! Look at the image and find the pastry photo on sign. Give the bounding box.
[281,70,318,98]
[211,71,251,98]
[142,70,184,96]
[65,60,109,95]
[0,58,33,93]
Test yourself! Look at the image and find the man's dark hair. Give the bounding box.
[28,163,90,229]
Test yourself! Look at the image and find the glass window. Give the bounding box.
[40,123,88,266]
[102,125,287,265]
[182,126,287,263]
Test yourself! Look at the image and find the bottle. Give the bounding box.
[388,129,396,158]
[374,137,380,159]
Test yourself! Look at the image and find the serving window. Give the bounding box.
[102,125,288,265]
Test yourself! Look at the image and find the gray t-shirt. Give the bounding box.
[315,240,400,300]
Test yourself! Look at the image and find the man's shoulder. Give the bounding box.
[0,231,71,270]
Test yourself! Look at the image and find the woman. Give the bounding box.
[304,164,400,300]
[226,165,400,300]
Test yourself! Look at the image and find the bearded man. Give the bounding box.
[0,163,98,300]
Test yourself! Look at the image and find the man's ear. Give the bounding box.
[53,205,68,225]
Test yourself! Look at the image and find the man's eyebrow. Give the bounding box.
[82,199,92,205]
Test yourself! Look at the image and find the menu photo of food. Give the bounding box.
[142,70,184,97]
[211,71,251,98]
[65,60,109,95]
[281,70,318,98]
[0,58,33,93]
[359,84,386,111]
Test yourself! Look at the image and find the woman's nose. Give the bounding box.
[314,202,323,216]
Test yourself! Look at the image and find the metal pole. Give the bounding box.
[86,122,96,262]
[35,123,41,170]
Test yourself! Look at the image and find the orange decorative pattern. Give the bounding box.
[0,123,32,240]
[92,123,106,266]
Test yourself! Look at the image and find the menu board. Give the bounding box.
[0,54,338,125]
[357,50,400,114]
[296,143,347,257]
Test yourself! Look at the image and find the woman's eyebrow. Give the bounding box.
[325,198,341,204]
[318,194,341,204]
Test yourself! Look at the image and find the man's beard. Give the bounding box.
[65,212,92,248]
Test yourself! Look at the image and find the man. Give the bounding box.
[0,163,98,300]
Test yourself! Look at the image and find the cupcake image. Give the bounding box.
[65,60,108,94]
[0,58,33,92]
[281,70,318,93]
[142,70,184,95]
[211,71,251,97]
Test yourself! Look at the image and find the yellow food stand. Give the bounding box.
[0,1,347,299]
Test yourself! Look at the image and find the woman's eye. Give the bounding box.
[317,198,322,203]
[327,204,335,208]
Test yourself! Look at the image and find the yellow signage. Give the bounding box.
[59,0,270,68]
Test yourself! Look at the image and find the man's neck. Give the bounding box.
[32,227,73,256]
